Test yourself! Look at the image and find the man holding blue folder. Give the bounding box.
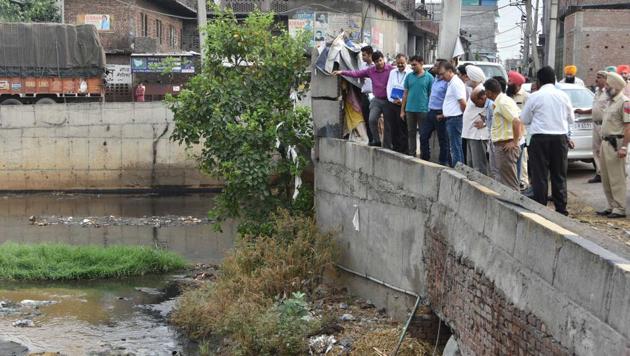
[384,54,412,152]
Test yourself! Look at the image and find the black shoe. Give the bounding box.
[522,187,535,199]
[587,175,601,183]
[557,210,569,216]
[368,141,381,147]
[596,209,612,216]
[607,212,626,219]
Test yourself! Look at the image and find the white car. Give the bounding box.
[459,61,508,82]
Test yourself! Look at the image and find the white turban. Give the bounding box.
[466,65,486,84]
[607,72,626,91]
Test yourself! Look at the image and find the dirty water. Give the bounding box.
[0,193,235,355]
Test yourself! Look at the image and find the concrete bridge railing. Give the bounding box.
[315,138,630,355]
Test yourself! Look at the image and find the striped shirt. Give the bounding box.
[491,93,521,142]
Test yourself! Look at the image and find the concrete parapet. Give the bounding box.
[315,137,630,355]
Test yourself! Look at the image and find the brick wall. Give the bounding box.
[64,0,134,52]
[563,9,630,86]
[426,232,570,355]
[64,0,185,54]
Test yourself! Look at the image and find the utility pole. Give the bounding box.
[546,0,558,67]
[523,0,532,76]
[197,0,209,64]
[531,0,541,73]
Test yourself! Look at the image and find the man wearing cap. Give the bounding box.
[461,65,489,174]
[596,72,630,219]
[560,65,585,86]
[507,71,530,189]
[575,71,610,183]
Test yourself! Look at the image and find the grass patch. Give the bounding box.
[171,210,336,355]
[0,243,186,280]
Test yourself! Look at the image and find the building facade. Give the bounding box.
[215,0,439,61]
[543,0,629,85]
[432,0,499,62]
[63,0,196,101]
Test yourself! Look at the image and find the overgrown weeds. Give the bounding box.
[171,210,336,355]
[0,243,186,280]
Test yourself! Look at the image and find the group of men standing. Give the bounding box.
[334,47,630,218]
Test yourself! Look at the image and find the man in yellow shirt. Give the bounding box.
[483,78,522,190]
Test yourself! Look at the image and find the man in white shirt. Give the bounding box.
[521,66,575,216]
[461,65,489,174]
[442,62,467,166]
[384,53,412,152]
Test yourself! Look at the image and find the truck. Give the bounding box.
[0,22,106,105]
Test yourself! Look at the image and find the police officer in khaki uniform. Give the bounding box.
[575,71,610,183]
[597,72,630,218]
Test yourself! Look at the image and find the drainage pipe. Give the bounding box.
[335,263,421,356]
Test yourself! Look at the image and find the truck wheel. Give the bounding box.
[0,98,23,105]
[35,98,56,104]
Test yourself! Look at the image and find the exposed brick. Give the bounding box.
[563,9,630,87]
[425,233,571,356]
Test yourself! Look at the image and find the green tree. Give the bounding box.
[0,0,61,22]
[168,8,312,234]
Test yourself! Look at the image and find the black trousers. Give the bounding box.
[528,134,569,214]
[360,93,374,144]
[383,101,408,154]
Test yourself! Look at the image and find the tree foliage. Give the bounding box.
[0,0,61,22]
[168,8,312,233]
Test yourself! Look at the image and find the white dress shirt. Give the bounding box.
[461,84,489,140]
[520,83,575,135]
[386,68,412,104]
[559,77,585,86]
[443,76,467,117]
[358,60,374,94]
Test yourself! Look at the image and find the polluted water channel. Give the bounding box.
[0,192,236,355]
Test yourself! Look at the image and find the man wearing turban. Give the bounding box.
[461,65,490,175]
[575,71,610,184]
[596,72,630,218]
[507,71,530,190]
[560,65,585,86]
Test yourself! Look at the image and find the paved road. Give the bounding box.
[565,161,630,246]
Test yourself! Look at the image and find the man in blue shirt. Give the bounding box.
[400,55,434,157]
[419,60,450,165]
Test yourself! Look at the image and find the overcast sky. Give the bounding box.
[496,0,543,61]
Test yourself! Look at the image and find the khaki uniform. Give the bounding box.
[599,93,630,215]
[591,88,609,175]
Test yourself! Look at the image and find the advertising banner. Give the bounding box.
[82,14,111,31]
[131,56,195,74]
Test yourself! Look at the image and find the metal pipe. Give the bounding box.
[335,263,421,356]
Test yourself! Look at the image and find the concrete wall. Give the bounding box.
[0,102,218,191]
[315,138,630,355]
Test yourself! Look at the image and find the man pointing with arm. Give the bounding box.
[333,51,393,147]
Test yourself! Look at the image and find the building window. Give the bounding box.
[156,19,163,44]
[140,13,148,37]
[169,25,176,48]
